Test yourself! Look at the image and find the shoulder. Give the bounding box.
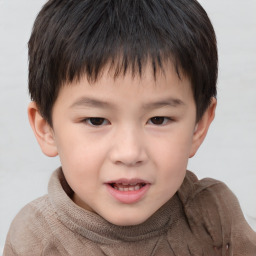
[4,195,57,255]
[177,171,256,254]
[179,171,238,212]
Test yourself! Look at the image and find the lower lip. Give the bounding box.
[106,184,150,204]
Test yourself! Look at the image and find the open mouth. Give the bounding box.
[110,183,146,192]
[106,180,150,203]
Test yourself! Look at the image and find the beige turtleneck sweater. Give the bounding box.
[4,168,256,255]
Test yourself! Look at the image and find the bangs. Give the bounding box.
[47,0,183,85]
[29,0,217,124]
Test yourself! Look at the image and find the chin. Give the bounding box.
[104,211,151,226]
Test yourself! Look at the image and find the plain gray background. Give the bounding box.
[0,0,256,252]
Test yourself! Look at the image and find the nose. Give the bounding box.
[109,126,148,167]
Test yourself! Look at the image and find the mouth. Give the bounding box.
[105,179,150,204]
[110,182,146,192]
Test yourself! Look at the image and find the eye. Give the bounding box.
[148,116,171,125]
[83,117,110,126]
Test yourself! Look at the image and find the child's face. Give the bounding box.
[40,63,205,226]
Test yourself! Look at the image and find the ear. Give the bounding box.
[28,102,58,157]
[189,97,217,158]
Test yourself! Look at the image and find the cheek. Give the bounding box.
[150,130,193,180]
[54,128,109,183]
[152,129,193,163]
[55,126,90,159]
[54,131,90,174]
[57,140,101,198]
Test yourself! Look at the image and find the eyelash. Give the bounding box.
[82,118,110,126]
[147,116,173,126]
[82,116,173,127]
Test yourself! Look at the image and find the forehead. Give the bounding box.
[55,61,194,110]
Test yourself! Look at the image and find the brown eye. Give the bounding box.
[85,118,109,126]
[149,117,169,125]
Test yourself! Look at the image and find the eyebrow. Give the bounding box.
[70,97,114,109]
[142,98,185,110]
[70,96,185,110]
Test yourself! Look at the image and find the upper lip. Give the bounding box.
[106,178,150,185]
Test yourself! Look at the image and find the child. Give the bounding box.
[4,0,256,255]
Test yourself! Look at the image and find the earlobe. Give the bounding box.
[189,98,217,158]
[28,102,58,157]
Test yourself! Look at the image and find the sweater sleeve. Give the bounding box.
[4,203,44,256]
[219,183,256,255]
[178,173,256,255]
[3,196,62,256]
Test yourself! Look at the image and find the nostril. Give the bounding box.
[115,159,144,167]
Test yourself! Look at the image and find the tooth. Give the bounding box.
[135,185,140,191]
[124,187,129,192]
[128,187,134,191]
[119,187,124,191]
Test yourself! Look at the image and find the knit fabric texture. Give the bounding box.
[4,168,256,255]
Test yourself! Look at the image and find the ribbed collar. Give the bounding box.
[48,167,184,243]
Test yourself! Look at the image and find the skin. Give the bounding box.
[28,62,216,226]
